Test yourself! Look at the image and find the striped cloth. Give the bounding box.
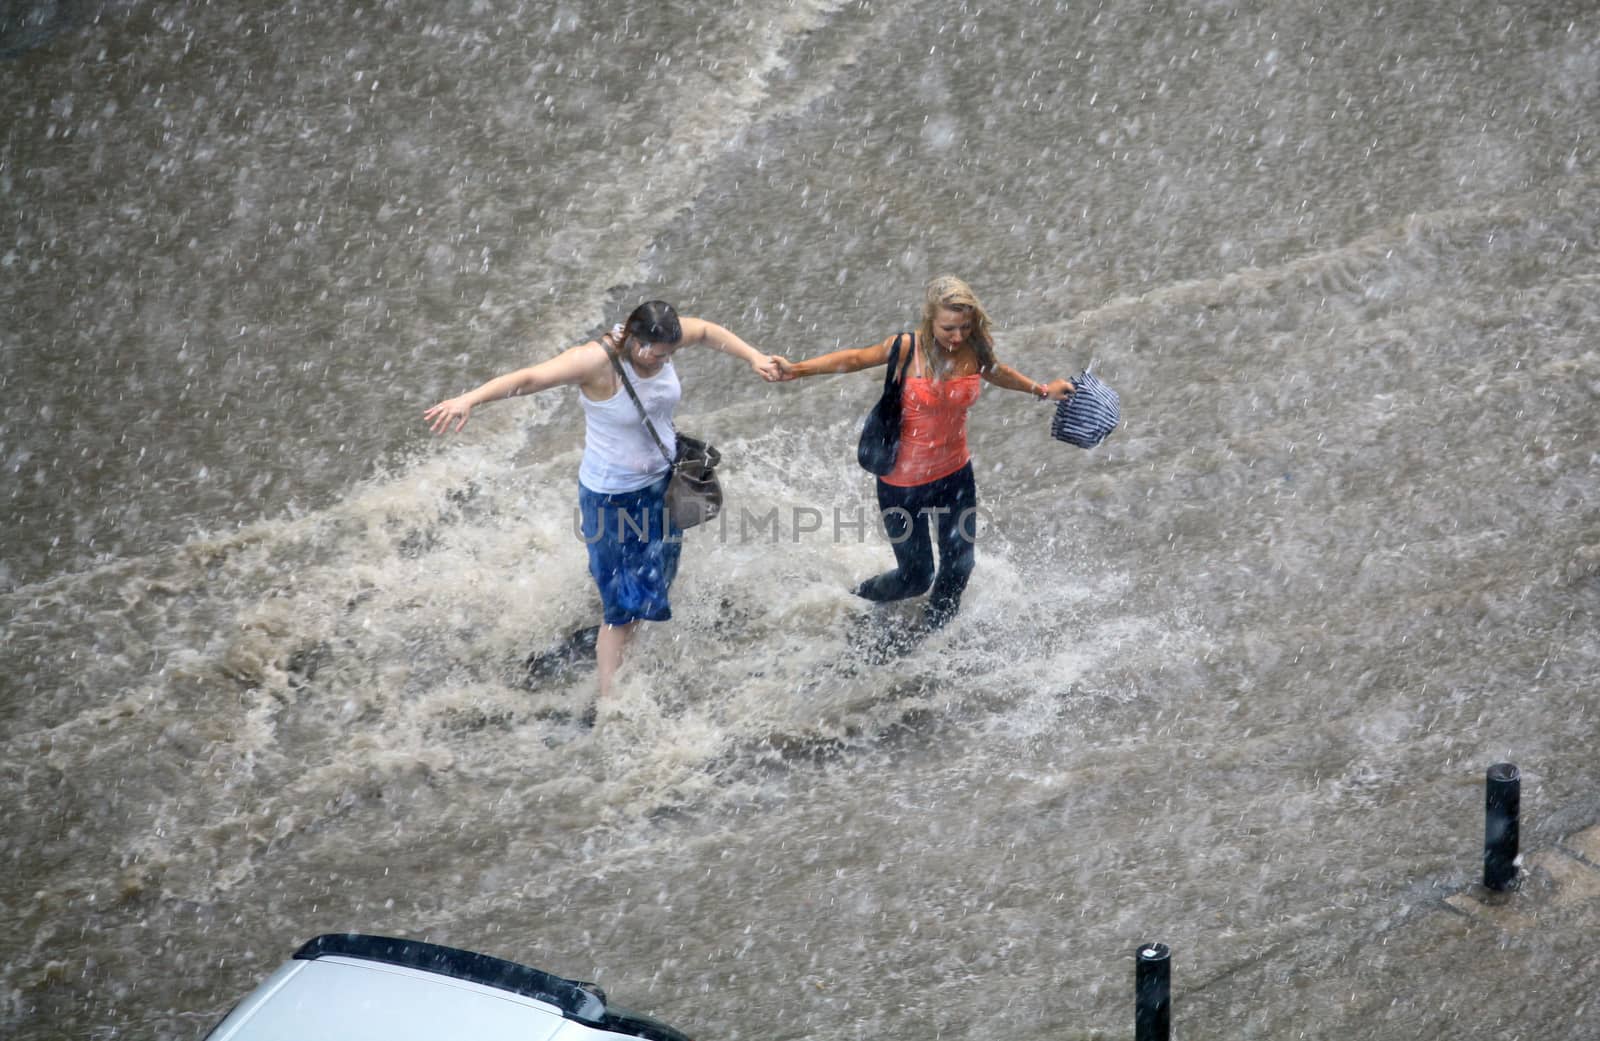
[1051,370,1120,449]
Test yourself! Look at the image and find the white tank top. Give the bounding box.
[577,350,681,494]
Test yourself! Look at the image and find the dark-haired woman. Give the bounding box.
[774,276,1075,633]
[426,301,782,702]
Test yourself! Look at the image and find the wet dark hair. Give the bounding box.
[624,300,682,345]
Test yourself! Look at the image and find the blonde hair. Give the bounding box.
[916,275,997,374]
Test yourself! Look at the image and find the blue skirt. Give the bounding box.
[577,474,682,626]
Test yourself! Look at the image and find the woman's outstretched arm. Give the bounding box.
[424,341,605,434]
[774,335,899,381]
[681,317,783,380]
[981,360,1075,401]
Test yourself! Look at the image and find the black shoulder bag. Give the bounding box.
[856,332,909,476]
[603,338,723,530]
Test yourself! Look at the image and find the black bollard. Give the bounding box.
[1483,762,1521,891]
[1135,942,1171,1041]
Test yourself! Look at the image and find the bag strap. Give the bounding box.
[603,333,676,469]
[883,332,909,390]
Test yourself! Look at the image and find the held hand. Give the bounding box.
[769,356,800,382]
[423,396,474,434]
[1040,378,1075,401]
[753,354,786,382]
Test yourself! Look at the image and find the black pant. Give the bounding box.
[855,462,978,628]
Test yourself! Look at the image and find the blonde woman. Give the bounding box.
[426,301,782,702]
[774,276,1074,631]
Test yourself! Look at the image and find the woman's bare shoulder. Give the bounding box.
[539,338,612,381]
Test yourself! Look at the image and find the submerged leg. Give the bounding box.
[596,620,637,701]
[923,466,978,629]
[854,486,935,602]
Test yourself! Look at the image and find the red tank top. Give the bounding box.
[882,334,981,488]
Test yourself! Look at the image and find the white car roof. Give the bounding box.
[207,956,581,1041]
[203,935,689,1041]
